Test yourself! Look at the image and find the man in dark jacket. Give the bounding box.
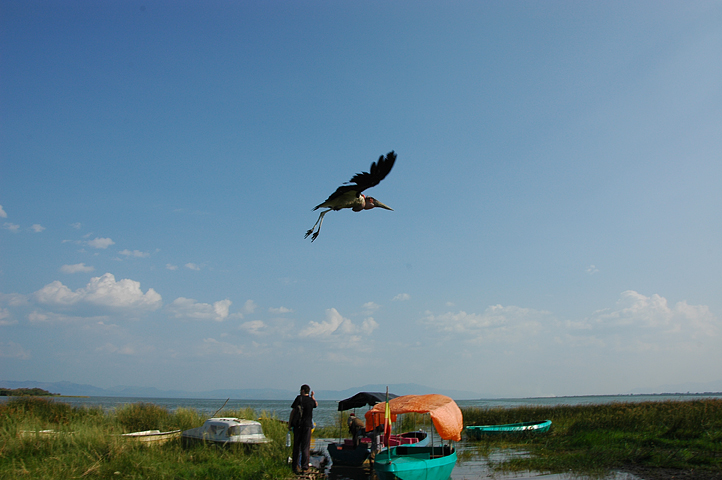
[290,384,317,473]
[348,413,365,447]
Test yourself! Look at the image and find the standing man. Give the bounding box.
[290,384,317,473]
[348,413,365,447]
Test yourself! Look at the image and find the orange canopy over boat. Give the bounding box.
[364,394,464,442]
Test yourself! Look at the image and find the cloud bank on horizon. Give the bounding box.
[2,1,721,397]
[2,267,719,397]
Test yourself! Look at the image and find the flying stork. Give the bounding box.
[305,151,396,242]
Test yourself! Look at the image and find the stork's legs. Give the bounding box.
[305,209,330,242]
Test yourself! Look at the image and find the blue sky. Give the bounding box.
[2,1,722,398]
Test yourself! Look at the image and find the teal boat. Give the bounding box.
[374,444,456,480]
[366,393,464,480]
[465,419,551,439]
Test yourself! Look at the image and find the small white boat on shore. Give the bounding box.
[181,417,270,446]
[121,429,181,445]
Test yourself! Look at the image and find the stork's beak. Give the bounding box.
[374,199,393,211]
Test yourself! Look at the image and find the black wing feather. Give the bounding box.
[348,151,396,191]
[314,151,396,208]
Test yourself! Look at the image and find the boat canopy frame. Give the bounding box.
[337,391,399,411]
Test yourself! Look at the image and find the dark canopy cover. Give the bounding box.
[337,392,399,411]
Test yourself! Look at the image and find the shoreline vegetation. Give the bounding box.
[462,399,722,480]
[0,388,58,397]
[1,397,720,479]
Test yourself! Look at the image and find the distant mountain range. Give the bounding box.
[629,379,722,396]
[0,380,482,400]
[4,379,721,400]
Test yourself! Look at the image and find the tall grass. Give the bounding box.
[0,397,295,479]
[461,399,722,476]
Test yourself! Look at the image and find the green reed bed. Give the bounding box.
[461,399,722,478]
[0,397,294,479]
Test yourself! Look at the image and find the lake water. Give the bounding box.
[33,392,722,428]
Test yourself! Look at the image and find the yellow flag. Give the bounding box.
[384,386,391,444]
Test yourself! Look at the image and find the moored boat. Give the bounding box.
[328,430,429,466]
[465,419,552,438]
[327,391,396,467]
[374,444,456,480]
[181,417,270,446]
[366,394,464,480]
[121,429,181,445]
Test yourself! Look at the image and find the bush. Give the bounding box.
[115,402,173,432]
[0,397,74,425]
[172,407,207,431]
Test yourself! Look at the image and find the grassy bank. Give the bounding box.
[0,397,294,479]
[461,399,722,479]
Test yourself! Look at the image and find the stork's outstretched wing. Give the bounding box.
[348,151,396,191]
[314,151,396,209]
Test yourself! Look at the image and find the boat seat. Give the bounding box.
[343,438,371,446]
[399,437,418,445]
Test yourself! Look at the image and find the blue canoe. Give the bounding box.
[465,419,552,438]
[373,444,457,480]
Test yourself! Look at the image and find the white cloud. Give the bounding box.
[60,263,95,274]
[70,222,81,229]
[0,308,17,326]
[299,308,377,339]
[584,290,718,338]
[185,263,201,271]
[27,310,110,324]
[361,317,379,335]
[3,222,20,233]
[393,293,411,301]
[417,291,718,358]
[240,320,268,335]
[34,273,162,311]
[363,301,380,312]
[300,308,351,338]
[0,341,30,359]
[0,205,6,218]
[586,265,599,275]
[166,264,178,270]
[119,249,150,258]
[81,274,161,309]
[269,306,292,314]
[542,291,721,361]
[239,317,295,337]
[243,300,257,314]
[167,297,234,322]
[30,224,45,233]
[423,305,548,343]
[27,311,51,323]
[34,282,83,306]
[0,293,29,307]
[87,237,115,249]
